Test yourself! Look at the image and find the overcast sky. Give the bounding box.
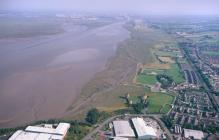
[1,0,219,15]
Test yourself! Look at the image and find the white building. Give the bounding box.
[184,129,204,140]
[113,120,135,138]
[9,123,70,140]
[113,137,129,140]
[131,117,157,139]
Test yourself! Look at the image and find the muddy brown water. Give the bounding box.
[0,22,129,128]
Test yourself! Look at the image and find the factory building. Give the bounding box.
[113,120,135,138]
[183,129,204,140]
[9,123,70,140]
[131,117,157,139]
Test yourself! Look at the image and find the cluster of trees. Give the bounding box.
[86,108,101,125]
[0,128,20,137]
[126,94,149,114]
[161,115,173,129]
[157,74,173,89]
[66,121,92,140]
[133,102,148,114]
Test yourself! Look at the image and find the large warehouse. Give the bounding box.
[113,120,135,138]
[9,123,70,140]
[131,117,157,139]
[184,129,204,140]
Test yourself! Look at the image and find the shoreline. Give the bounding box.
[0,22,130,128]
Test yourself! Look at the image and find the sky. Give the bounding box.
[1,0,219,15]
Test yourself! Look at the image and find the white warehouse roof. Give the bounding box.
[113,120,135,137]
[184,129,204,140]
[36,133,53,139]
[9,131,64,140]
[8,130,23,140]
[9,123,70,140]
[25,126,56,134]
[131,117,157,139]
[55,123,70,135]
[114,137,129,140]
[9,131,39,140]
[25,123,70,135]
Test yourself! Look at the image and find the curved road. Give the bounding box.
[83,114,173,140]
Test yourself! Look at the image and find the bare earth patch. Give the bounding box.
[142,63,170,69]
[158,56,175,63]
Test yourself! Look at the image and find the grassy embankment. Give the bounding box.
[62,22,179,139]
[65,22,177,120]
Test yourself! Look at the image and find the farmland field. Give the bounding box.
[136,63,184,86]
[166,64,185,84]
[147,92,174,113]
[137,74,157,85]
[143,69,164,74]
[160,104,172,114]
[155,50,181,57]
[143,63,170,69]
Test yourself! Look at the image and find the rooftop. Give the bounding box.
[184,129,204,140]
[131,117,157,138]
[9,123,70,140]
[113,120,135,137]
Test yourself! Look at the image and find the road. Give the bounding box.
[82,114,173,140]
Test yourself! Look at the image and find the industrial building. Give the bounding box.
[9,123,70,140]
[131,117,157,139]
[113,120,135,138]
[113,137,129,140]
[183,129,204,140]
[174,125,182,134]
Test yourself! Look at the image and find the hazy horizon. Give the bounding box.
[1,0,219,15]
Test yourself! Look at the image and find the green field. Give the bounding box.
[143,69,164,74]
[165,64,185,84]
[137,74,157,85]
[155,51,180,57]
[137,64,184,85]
[160,104,172,114]
[202,51,219,56]
[147,93,174,113]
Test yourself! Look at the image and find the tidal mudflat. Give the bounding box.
[0,22,129,128]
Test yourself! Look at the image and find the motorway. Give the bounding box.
[82,114,173,140]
